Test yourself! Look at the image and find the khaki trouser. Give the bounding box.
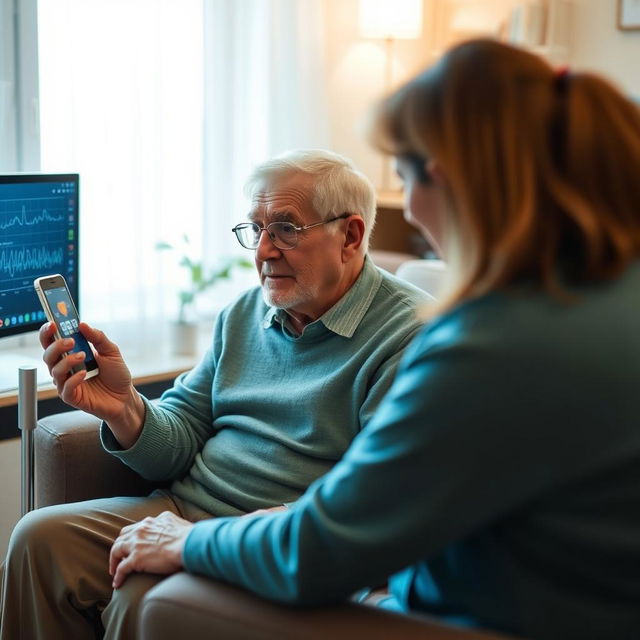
[0,491,213,640]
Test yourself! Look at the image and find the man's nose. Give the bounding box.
[255,228,282,261]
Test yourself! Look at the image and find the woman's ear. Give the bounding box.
[426,159,448,187]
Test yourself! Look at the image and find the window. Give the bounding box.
[38,0,204,321]
[35,0,328,324]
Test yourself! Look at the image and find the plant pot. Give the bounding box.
[171,321,198,356]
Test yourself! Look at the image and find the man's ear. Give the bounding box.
[342,215,366,262]
[426,159,448,187]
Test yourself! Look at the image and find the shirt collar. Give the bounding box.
[261,255,382,339]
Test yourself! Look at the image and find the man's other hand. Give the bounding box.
[109,511,194,589]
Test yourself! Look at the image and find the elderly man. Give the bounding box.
[0,149,428,640]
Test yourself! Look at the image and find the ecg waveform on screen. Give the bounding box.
[0,206,65,231]
[0,246,64,278]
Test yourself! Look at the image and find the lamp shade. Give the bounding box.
[359,0,423,39]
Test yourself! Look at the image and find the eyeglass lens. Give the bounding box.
[238,222,298,250]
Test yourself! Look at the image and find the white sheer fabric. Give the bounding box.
[0,0,40,172]
[202,0,329,298]
[37,0,329,322]
[38,0,204,322]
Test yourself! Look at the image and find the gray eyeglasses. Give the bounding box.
[231,213,352,251]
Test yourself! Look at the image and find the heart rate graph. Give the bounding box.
[0,194,71,291]
[0,205,65,232]
[0,174,78,342]
[0,245,65,279]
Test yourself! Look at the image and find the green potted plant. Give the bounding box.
[156,235,253,353]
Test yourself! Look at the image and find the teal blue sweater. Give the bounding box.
[183,262,640,640]
[102,258,429,515]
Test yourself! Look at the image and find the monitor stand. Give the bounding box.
[0,353,52,393]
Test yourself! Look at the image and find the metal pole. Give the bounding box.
[380,36,394,192]
[18,366,37,516]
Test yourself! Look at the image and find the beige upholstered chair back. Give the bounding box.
[396,259,446,298]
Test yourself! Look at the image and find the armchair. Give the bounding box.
[34,410,519,640]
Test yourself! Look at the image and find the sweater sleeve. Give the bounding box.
[101,320,222,482]
[181,305,606,605]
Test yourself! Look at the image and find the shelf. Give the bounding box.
[372,192,432,259]
[376,190,404,210]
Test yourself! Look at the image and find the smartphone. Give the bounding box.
[33,274,99,379]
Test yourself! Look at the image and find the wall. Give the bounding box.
[569,0,640,96]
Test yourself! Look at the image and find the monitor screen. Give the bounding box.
[0,174,80,339]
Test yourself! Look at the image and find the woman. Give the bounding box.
[108,40,640,640]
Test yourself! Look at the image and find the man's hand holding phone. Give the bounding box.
[39,321,146,449]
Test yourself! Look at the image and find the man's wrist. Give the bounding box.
[107,388,146,449]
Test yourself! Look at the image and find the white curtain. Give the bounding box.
[38,0,205,322]
[0,0,40,172]
[36,0,329,323]
[202,0,329,289]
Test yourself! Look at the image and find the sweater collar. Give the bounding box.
[262,256,382,339]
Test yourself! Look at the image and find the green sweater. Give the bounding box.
[102,257,429,515]
[183,261,640,640]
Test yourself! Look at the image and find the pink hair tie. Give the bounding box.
[554,65,571,93]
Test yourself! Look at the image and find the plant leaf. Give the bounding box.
[192,263,204,286]
[179,256,195,270]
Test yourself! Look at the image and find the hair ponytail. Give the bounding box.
[547,72,640,279]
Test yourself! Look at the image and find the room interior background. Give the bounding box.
[0,0,638,560]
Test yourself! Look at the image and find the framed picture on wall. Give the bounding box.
[618,0,640,30]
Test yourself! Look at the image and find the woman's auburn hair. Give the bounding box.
[370,38,640,309]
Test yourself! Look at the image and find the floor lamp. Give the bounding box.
[359,0,424,193]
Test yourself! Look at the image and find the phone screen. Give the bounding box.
[43,286,98,370]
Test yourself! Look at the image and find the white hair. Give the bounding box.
[243,149,377,251]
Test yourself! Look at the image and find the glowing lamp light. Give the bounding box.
[359,0,424,191]
[359,0,423,40]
